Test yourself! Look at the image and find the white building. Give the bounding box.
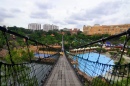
[43,24,59,32]
[28,23,41,30]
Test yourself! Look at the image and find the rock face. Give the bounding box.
[0,49,8,58]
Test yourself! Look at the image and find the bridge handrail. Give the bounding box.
[0,26,60,86]
[65,28,130,86]
[0,26,56,50]
[73,28,130,49]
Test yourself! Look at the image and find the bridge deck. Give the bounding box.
[44,55,82,86]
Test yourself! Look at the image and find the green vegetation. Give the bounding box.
[109,51,117,55]
[112,78,130,86]
[127,49,130,56]
[0,31,6,48]
[89,77,130,86]
[90,77,108,86]
[1,64,38,86]
[4,48,34,63]
[1,26,130,86]
[95,48,107,53]
[1,48,37,86]
[7,26,62,45]
[2,26,110,50]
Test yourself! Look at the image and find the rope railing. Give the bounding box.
[65,28,130,86]
[0,26,60,86]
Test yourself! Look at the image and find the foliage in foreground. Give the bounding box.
[85,77,130,86]
[4,48,34,63]
[1,49,38,86]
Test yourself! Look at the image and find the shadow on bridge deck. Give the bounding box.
[44,55,82,86]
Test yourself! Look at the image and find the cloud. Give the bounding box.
[0,8,14,22]
[0,8,6,11]
[65,0,130,29]
[0,0,130,29]
[70,1,121,21]
[36,2,53,10]
[52,20,64,25]
[65,19,78,24]
[91,1,120,15]
[30,11,51,19]
[11,9,22,13]
[29,2,53,20]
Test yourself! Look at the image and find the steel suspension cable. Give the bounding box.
[118,34,130,64]
[2,31,14,64]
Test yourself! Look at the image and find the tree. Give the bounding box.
[5,48,34,63]
[0,31,6,48]
[1,48,38,86]
[127,49,130,56]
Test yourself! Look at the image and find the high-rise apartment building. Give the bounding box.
[28,23,41,30]
[43,24,59,32]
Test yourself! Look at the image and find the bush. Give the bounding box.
[91,77,108,86]
[109,52,116,55]
[95,48,107,53]
[4,48,34,63]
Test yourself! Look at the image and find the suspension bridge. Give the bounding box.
[0,26,130,86]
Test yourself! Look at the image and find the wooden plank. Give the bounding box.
[44,55,82,86]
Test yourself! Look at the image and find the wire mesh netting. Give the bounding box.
[0,26,60,86]
[65,28,130,86]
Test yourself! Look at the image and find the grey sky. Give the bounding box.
[0,0,130,30]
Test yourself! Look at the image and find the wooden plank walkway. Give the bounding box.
[44,55,82,86]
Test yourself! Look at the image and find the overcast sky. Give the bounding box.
[0,0,130,30]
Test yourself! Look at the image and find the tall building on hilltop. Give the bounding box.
[43,24,59,32]
[28,23,41,30]
[83,24,130,35]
